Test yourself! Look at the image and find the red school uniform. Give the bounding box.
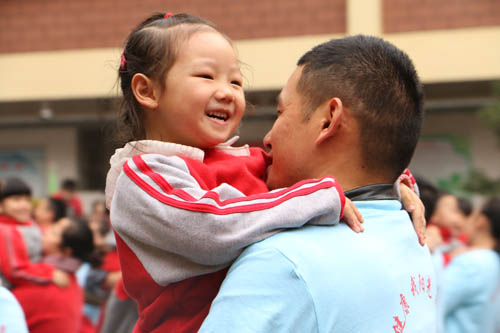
[13,257,84,333]
[0,216,53,288]
[115,148,269,332]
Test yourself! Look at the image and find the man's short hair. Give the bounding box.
[297,35,424,181]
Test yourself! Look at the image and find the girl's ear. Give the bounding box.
[315,97,344,146]
[131,73,160,109]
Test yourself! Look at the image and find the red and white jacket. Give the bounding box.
[0,216,53,288]
[105,139,346,332]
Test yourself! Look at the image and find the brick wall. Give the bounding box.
[0,0,345,53]
[384,0,500,33]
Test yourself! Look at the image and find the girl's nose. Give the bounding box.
[215,84,234,102]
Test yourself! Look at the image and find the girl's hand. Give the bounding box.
[400,185,426,246]
[342,198,364,233]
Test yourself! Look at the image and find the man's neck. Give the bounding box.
[314,161,391,192]
[312,139,392,191]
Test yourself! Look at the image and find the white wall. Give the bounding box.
[410,111,500,184]
[0,127,78,197]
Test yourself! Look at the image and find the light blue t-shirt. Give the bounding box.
[488,283,500,333]
[0,286,28,333]
[440,249,500,333]
[200,200,437,332]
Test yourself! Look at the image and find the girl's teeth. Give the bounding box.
[208,112,228,120]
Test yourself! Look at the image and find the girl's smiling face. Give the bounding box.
[146,29,245,149]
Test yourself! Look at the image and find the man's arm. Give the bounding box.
[199,244,317,332]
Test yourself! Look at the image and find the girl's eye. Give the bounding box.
[231,80,242,87]
[199,74,213,79]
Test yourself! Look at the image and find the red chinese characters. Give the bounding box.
[410,276,418,296]
[400,294,410,315]
[418,274,425,293]
[393,294,410,332]
[426,277,432,299]
[393,316,405,333]
[393,274,434,332]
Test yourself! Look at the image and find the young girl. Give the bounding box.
[105,12,420,332]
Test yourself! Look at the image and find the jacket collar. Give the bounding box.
[345,184,397,201]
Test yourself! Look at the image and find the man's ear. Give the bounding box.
[131,73,160,109]
[315,97,344,146]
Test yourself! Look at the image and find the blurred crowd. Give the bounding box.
[0,177,136,333]
[0,175,499,332]
[418,177,500,332]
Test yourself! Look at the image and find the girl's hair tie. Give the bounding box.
[120,53,127,70]
[164,12,173,18]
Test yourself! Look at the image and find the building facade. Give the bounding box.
[0,0,499,201]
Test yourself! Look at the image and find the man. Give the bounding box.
[200,35,437,332]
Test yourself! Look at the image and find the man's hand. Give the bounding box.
[342,198,364,233]
[400,185,426,246]
[52,269,70,288]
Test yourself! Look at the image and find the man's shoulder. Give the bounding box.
[238,201,433,286]
[246,200,414,256]
[246,225,348,256]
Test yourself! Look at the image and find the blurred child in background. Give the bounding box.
[33,196,67,232]
[438,197,500,333]
[0,177,68,289]
[427,192,472,265]
[13,217,95,333]
[77,199,121,331]
[431,194,472,243]
[53,179,83,218]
